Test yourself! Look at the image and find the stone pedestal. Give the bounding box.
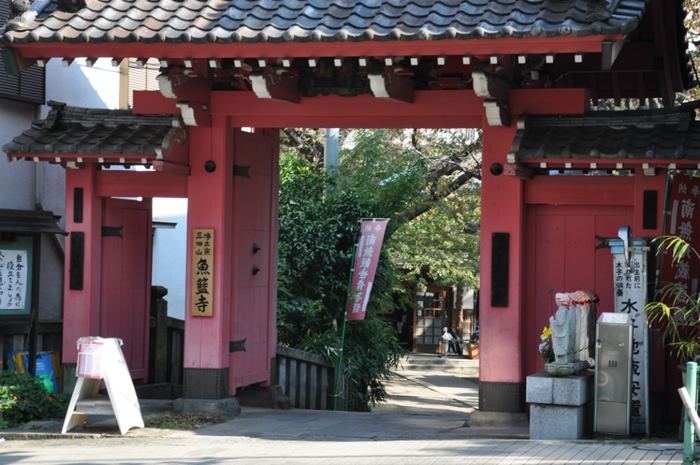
[526,370,595,440]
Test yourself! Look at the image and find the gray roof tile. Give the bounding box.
[2,102,177,162]
[0,0,647,45]
[514,109,700,162]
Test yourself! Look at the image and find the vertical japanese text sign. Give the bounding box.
[0,236,33,316]
[660,174,700,301]
[611,236,648,435]
[346,219,388,321]
[191,229,214,317]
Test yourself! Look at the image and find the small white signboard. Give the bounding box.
[0,249,27,310]
[62,337,144,435]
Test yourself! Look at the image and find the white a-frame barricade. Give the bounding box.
[62,337,144,435]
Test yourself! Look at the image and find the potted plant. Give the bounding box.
[645,236,700,366]
[467,339,479,359]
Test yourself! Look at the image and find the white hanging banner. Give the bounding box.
[611,234,649,436]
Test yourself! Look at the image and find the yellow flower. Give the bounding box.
[541,326,552,338]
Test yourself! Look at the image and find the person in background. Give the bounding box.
[448,328,463,356]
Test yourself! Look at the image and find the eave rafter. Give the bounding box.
[4,36,619,63]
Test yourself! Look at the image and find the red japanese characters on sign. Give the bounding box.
[346,219,388,321]
[660,174,700,303]
[191,229,214,317]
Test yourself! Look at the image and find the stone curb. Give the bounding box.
[0,431,109,440]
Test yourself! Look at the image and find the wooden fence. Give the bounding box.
[149,286,184,386]
[273,345,351,411]
[0,287,350,411]
[0,319,62,363]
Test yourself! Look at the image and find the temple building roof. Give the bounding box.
[0,0,646,45]
[509,105,700,169]
[3,101,186,170]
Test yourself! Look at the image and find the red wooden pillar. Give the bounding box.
[62,164,102,385]
[478,123,526,413]
[183,116,234,399]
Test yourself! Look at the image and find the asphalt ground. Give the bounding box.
[0,358,687,464]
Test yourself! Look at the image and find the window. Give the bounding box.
[0,0,45,104]
[122,58,160,109]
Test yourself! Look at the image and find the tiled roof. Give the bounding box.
[513,109,700,161]
[3,101,178,160]
[0,209,67,235]
[0,0,646,45]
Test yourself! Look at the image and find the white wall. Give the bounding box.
[3,59,189,321]
[0,58,121,320]
[0,100,37,210]
[45,58,120,111]
[0,100,67,319]
[151,198,188,320]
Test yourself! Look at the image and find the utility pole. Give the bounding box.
[324,128,339,174]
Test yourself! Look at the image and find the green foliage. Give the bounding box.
[278,152,405,411]
[389,183,481,288]
[277,128,482,411]
[336,128,482,288]
[646,236,700,363]
[0,365,69,428]
[144,413,227,430]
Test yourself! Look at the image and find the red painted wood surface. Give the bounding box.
[479,124,525,383]
[14,35,614,61]
[62,165,102,363]
[100,198,152,381]
[134,88,588,128]
[230,129,279,389]
[523,203,633,378]
[525,176,635,206]
[96,170,188,199]
[183,118,234,370]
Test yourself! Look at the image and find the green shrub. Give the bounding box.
[0,363,70,428]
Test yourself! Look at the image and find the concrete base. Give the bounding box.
[530,403,594,440]
[135,383,183,400]
[467,411,529,427]
[526,370,595,440]
[237,385,292,410]
[173,397,241,417]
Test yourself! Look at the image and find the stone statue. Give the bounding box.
[550,294,575,364]
[545,291,596,377]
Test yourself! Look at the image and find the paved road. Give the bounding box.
[0,363,686,464]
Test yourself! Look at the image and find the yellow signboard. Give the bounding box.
[191,229,214,317]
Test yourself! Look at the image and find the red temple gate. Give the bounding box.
[0,0,694,421]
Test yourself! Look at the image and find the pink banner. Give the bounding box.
[346,219,388,321]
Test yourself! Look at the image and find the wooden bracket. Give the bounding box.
[156,126,189,167]
[503,163,533,180]
[176,101,211,127]
[601,39,625,71]
[368,68,414,103]
[472,69,510,100]
[250,66,300,103]
[483,99,510,127]
[157,69,212,102]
